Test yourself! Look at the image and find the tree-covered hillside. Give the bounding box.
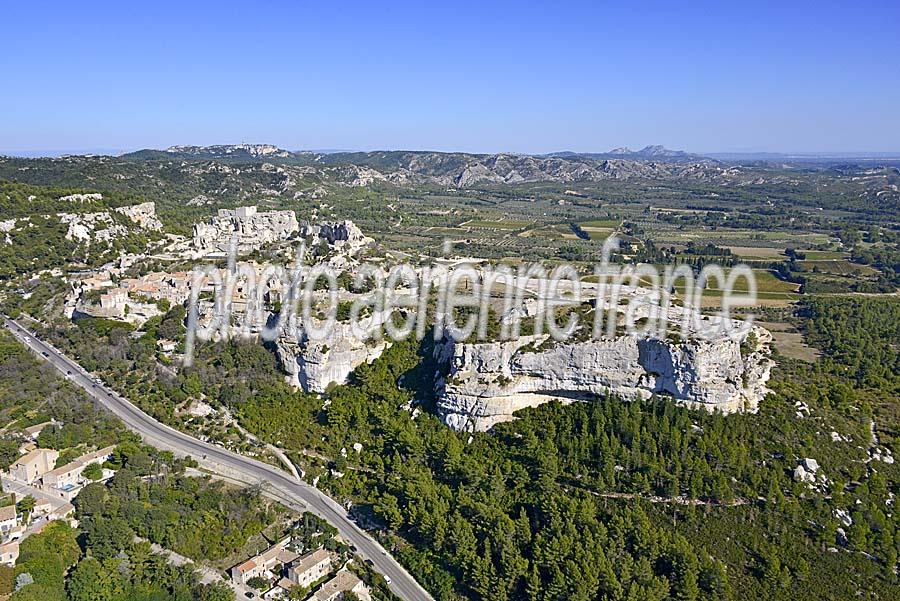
[37,296,900,600]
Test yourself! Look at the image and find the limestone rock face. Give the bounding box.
[437,326,772,431]
[59,211,128,244]
[115,202,163,231]
[192,206,299,255]
[275,315,389,393]
[301,220,373,256]
[59,192,104,203]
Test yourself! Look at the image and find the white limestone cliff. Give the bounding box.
[436,325,772,431]
[192,206,300,256]
[301,220,373,256]
[59,202,163,245]
[115,202,163,231]
[275,315,390,393]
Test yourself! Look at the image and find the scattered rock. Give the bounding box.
[836,528,849,546]
[794,465,815,483]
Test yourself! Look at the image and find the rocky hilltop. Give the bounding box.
[5,147,895,218]
[316,151,731,188]
[436,324,772,432]
[113,146,749,189]
[192,206,299,256]
[164,144,292,159]
[58,201,162,245]
[547,145,700,162]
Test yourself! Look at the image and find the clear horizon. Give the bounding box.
[4,0,899,155]
[3,145,900,159]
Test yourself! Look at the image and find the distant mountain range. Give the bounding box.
[125,144,293,161]
[545,145,700,162]
[2,144,897,217]
[6,144,899,165]
[105,143,900,190]
[121,143,706,164]
[112,145,746,188]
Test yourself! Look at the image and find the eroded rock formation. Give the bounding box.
[115,202,163,231]
[275,314,390,393]
[192,206,299,255]
[436,325,772,431]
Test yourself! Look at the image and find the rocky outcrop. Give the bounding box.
[58,202,163,245]
[1,219,17,245]
[164,144,292,159]
[275,317,389,393]
[436,325,772,431]
[192,206,299,255]
[115,202,163,230]
[59,192,104,203]
[301,220,373,256]
[60,211,129,244]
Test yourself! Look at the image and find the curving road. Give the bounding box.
[3,317,433,601]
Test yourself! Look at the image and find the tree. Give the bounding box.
[196,581,235,601]
[66,557,124,601]
[0,566,13,596]
[16,496,36,522]
[246,576,270,591]
[83,517,134,560]
[374,493,404,530]
[81,462,103,482]
[73,483,107,517]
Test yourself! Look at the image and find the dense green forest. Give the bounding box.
[801,297,900,391]
[73,442,276,562]
[3,519,233,601]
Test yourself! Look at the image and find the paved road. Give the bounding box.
[4,317,433,601]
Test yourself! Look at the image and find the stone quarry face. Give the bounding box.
[274,308,392,393]
[188,215,377,392]
[435,324,773,432]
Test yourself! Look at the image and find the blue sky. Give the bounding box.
[2,0,899,155]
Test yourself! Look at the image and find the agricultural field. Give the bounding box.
[460,218,532,230]
[578,218,621,230]
[796,259,879,276]
[726,246,786,259]
[756,320,821,362]
[648,228,836,248]
[799,250,848,260]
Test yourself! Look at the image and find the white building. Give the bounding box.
[230,537,297,585]
[0,540,19,566]
[312,570,370,601]
[41,446,115,501]
[9,448,59,484]
[0,505,18,535]
[287,548,332,588]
